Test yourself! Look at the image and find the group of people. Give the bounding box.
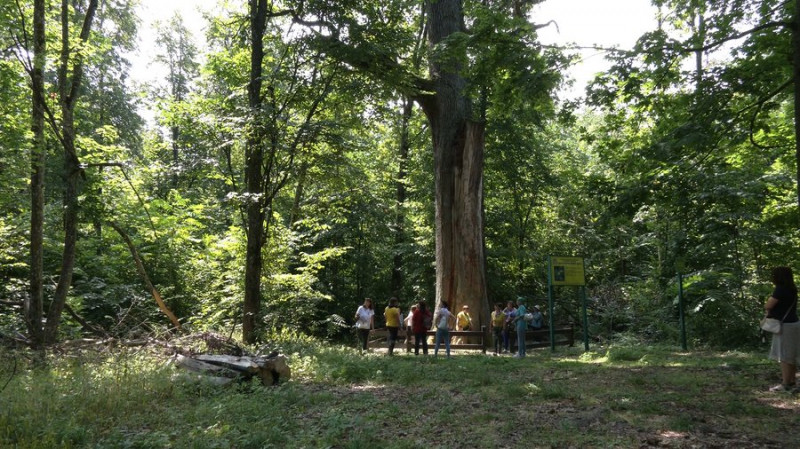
[353,296,545,358]
[355,266,800,391]
[353,298,446,356]
[488,297,543,357]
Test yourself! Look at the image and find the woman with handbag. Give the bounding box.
[765,266,800,392]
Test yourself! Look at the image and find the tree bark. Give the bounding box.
[242,0,269,344]
[420,0,489,330]
[174,353,290,386]
[27,0,47,348]
[43,0,99,345]
[793,0,800,212]
[391,99,413,295]
[289,160,308,227]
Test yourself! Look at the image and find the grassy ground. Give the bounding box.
[0,336,798,448]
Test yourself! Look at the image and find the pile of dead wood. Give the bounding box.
[40,332,291,386]
[173,352,290,386]
[168,332,290,386]
[56,332,291,386]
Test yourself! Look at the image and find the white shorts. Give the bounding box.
[769,321,800,365]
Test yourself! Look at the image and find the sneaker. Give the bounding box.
[769,383,795,392]
[512,354,521,358]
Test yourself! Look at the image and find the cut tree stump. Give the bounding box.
[174,353,290,386]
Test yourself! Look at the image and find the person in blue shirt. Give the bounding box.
[528,305,543,330]
[513,297,527,358]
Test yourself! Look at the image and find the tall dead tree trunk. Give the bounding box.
[419,0,489,330]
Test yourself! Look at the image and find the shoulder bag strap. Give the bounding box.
[780,297,797,323]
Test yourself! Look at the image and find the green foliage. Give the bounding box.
[0,53,31,317]
[2,0,798,350]
[576,0,800,348]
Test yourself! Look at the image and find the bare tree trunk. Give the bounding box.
[172,126,180,188]
[420,0,489,330]
[793,0,800,212]
[26,0,47,348]
[289,160,308,227]
[43,0,99,344]
[45,142,81,344]
[391,99,412,295]
[241,3,332,343]
[242,0,268,344]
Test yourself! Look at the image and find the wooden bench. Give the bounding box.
[369,327,488,353]
[509,325,574,350]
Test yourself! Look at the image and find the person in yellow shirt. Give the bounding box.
[456,305,472,331]
[490,303,505,355]
[384,297,402,355]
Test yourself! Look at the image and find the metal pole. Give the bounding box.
[581,286,589,351]
[548,256,555,351]
[678,273,687,350]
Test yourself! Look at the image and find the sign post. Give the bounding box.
[580,286,589,351]
[678,273,687,350]
[547,257,554,350]
[547,256,588,351]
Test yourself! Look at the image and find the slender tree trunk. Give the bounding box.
[45,140,81,343]
[420,0,489,330]
[242,0,268,344]
[27,0,47,348]
[43,0,99,344]
[793,0,800,211]
[391,99,412,296]
[171,126,180,187]
[289,161,308,227]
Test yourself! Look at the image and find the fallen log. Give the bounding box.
[173,353,290,386]
[174,354,240,385]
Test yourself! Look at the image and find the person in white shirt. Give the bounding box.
[404,304,417,346]
[434,301,455,358]
[354,298,374,354]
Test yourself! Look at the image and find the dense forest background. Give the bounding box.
[1,0,798,350]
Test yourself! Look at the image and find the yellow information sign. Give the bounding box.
[550,256,586,286]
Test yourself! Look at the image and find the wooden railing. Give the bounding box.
[368,325,575,353]
[511,326,574,350]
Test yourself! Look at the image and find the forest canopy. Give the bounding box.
[1,0,798,349]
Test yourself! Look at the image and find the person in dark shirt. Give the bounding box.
[765,266,800,392]
[411,301,431,355]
